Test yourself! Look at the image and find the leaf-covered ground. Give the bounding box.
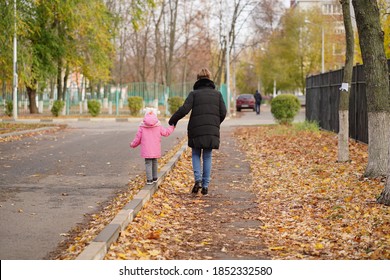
[0,122,62,142]
[103,125,389,260]
[0,122,58,133]
[234,126,389,259]
[105,130,267,260]
[52,125,389,260]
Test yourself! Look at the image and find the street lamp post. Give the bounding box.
[223,0,231,117]
[13,0,18,119]
[226,32,231,116]
[221,0,231,116]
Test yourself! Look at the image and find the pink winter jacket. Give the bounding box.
[130,112,175,158]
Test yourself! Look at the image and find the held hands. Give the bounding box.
[169,121,177,127]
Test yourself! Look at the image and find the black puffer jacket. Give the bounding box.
[169,78,227,149]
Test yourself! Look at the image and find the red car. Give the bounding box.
[236,94,255,111]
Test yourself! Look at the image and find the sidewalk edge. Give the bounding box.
[76,142,187,260]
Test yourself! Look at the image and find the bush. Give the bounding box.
[5,100,13,117]
[168,96,184,115]
[293,120,320,132]
[51,100,65,117]
[87,100,101,117]
[271,94,301,125]
[128,96,143,116]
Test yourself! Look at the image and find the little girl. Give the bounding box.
[130,108,175,184]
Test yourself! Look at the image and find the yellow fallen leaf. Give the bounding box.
[344,196,353,202]
[136,248,148,257]
[117,253,127,259]
[162,203,172,210]
[269,246,285,251]
[315,243,324,250]
[322,178,331,184]
[148,249,161,257]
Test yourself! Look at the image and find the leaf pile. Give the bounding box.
[234,126,389,259]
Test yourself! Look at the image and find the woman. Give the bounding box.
[169,68,227,195]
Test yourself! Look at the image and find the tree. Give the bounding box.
[64,0,115,99]
[236,62,258,94]
[20,1,59,113]
[213,0,255,86]
[1,0,116,114]
[258,7,330,95]
[249,0,285,93]
[378,0,390,59]
[352,0,390,178]
[338,0,354,162]
[251,0,285,46]
[0,1,13,99]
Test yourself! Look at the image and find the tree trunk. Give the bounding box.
[26,86,39,114]
[377,141,390,205]
[352,0,390,177]
[338,0,354,162]
[166,0,179,88]
[57,58,63,101]
[62,64,69,100]
[49,78,55,100]
[153,3,164,84]
[2,78,6,99]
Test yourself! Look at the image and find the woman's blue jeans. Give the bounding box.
[192,148,212,188]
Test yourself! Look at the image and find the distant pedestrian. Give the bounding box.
[169,68,227,195]
[254,90,262,115]
[130,108,175,184]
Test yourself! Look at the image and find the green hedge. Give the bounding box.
[51,100,65,117]
[5,100,13,117]
[168,96,184,115]
[128,96,143,116]
[271,94,301,125]
[88,100,101,117]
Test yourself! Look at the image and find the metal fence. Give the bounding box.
[306,63,369,144]
[1,81,227,117]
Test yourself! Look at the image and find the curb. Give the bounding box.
[0,126,61,138]
[76,142,188,260]
[1,118,143,123]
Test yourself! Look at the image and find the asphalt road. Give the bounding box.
[0,118,186,260]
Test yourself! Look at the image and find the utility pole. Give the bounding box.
[224,0,230,116]
[13,0,18,119]
[226,31,230,116]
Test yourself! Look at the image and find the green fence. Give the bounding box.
[1,82,227,117]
